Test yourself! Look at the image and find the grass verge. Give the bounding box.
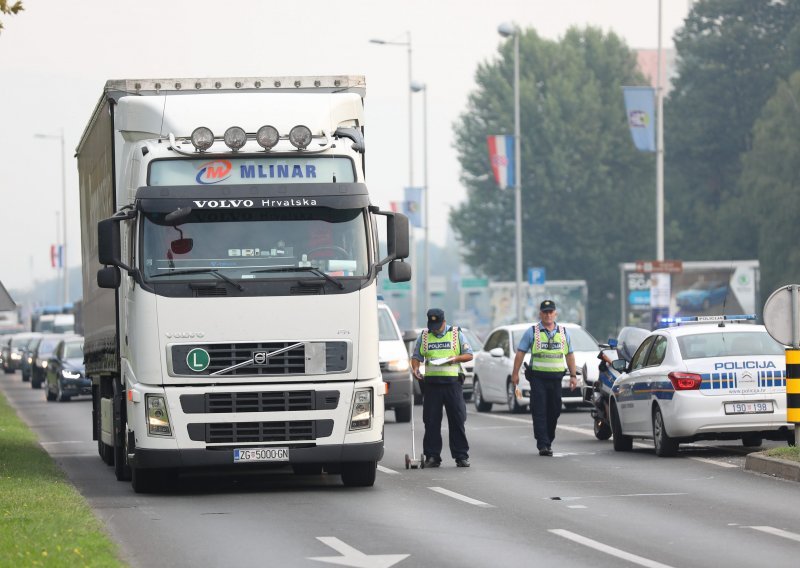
[763,445,800,463]
[0,389,125,566]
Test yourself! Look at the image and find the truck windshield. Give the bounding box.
[141,207,369,283]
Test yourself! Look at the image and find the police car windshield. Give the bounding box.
[141,207,369,282]
[677,331,784,360]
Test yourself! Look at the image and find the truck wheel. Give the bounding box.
[394,404,411,423]
[113,381,132,481]
[594,418,612,440]
[473,379,492,412]
[340,461,376,487]
[611,401,633,452]
[652,406,679,457]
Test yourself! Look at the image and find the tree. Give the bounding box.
[451,27,655,336]
[664,0,800,260]
[0,0,23,33]
[737,71,800,299]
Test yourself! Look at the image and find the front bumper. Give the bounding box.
[132,440,384,469]
[59,377,92,397]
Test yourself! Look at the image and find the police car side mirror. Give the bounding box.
[611,359,628,373]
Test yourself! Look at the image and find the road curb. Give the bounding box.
[745,453,800,482]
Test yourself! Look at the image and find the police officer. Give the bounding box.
[511,300,578,456]
[410,308,474,468]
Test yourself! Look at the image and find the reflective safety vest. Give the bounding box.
[529,324,568,373]
[421,326,461,378]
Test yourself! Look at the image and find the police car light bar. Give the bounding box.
[659,314,757,326]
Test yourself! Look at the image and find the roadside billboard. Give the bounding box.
[487,280,588,329]
[620,260,760,330]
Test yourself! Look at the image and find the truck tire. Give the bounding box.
[113,381,132,481]
[340,461,376,487]
[394,404,411,423]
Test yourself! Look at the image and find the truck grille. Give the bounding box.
[180,390,340,414]
[187,419,334,443]
[170,341,348,376]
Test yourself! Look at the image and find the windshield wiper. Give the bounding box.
[150,268,244,291]
[249,266,344,290]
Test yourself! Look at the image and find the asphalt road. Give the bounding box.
[3,371,800,568]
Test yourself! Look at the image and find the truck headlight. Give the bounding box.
[349,388,373,431]
[11,353,21,360]
[385,358,409,372]
[146,394,173,437]
[61,370,81,379]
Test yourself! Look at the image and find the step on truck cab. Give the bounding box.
[77,76,411,492]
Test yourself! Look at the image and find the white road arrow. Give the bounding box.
[309,537,409,568]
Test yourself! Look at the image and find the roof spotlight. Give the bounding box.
[288,125,312,150]
[190,127,214,151]
[223,126,247,151]
[256,125,280,150]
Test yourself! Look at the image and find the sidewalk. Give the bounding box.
[745,452,800,482]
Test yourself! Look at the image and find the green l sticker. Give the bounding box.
[186,348,210,372]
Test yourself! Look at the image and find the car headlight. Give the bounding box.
[349,388,373,430]
[39,361,48,368]
[61,370,81,379]
[385,358,409,372]
[11,353,21,360]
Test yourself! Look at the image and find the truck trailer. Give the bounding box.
[77,76,411,492]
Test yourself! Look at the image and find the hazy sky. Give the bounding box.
[0,0,690,295]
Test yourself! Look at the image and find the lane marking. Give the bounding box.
[549,492,687,502]
[567,505,587,509]
[689,456,738,468]
[377,465,400,475]
[745,526,800,543]
[309,536,409,567]
[429,486,494,507]
[549,529,677,568]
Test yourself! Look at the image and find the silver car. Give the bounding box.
[472,322,599,413]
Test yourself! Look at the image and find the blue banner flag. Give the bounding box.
[403,187,423,228]
[622,87,656,152]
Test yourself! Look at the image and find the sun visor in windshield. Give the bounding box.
[136,183,371,212]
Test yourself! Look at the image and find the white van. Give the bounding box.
[53,314,75,334]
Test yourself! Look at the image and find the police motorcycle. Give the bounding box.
[584,327,649,440]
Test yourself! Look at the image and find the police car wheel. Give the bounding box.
[610,401,633,451]
[741,433,763,447]
[652,406,679,457]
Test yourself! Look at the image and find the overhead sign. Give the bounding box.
[635,260,683,273]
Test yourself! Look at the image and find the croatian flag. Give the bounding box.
[50,244,63,268]
[487,134,515,190]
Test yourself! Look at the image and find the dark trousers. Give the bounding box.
[422,381,469,460]
[529,375,562,450]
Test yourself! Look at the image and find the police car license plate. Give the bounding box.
[724,402,774,415]
[233,447,289,463]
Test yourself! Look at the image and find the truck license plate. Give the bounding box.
[724,401,774,415]
[233,447,289,463]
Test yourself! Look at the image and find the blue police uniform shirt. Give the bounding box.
[516,321,573,354]
[411,325,474,362]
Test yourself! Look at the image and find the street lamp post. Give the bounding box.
[34,129,68,307]
[370,32,418,327]
[498,22,524,323]
[410,81,429,311]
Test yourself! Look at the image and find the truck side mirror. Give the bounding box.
[388,260,411,282]
[387,213,409,260]
[97,266,121,289]
[98,218,122,266]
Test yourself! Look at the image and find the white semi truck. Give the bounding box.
[77,76,411,492]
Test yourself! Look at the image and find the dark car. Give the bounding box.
[45,336,89,402]
[30,334,66,389]
[4,332,41,375]
[21,335,43,382]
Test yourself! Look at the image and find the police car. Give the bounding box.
[609,315,795,456]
